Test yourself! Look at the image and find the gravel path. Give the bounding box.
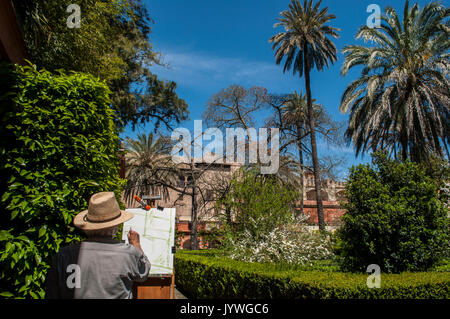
[174,287,187,299]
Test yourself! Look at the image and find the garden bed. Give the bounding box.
[174,250,450,299]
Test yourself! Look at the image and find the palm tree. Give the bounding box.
[340,1,449,162]
[269,0,340,231]
[281,91,323,216]
[124,132,177,205]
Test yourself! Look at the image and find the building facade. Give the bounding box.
[122,158,241,249]
[300,171,347,226]
[123,161,347,248]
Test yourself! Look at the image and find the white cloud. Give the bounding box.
[151,49,298,93]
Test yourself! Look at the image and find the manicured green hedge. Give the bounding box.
[174,250,450,299]
[0,63,125,298]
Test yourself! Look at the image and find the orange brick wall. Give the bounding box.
[300,200,345,226]
[176,222,210,249]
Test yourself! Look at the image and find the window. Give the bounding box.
[306,190,329,201]
[206,190,214,201]
[177,176,185,188]
[335,190,346,202]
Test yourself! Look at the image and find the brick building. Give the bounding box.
[300,171,347,226]
[122,156,241,249]
[122,156,347,247]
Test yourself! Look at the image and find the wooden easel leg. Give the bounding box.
[170,271,175,299]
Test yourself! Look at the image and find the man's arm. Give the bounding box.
[127,229,151,282]
[127,229,144,254]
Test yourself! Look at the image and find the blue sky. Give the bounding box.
[122,0,448,179]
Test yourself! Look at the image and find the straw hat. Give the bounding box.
[74,192,133,230]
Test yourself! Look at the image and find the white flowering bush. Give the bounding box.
[224,218,334,266]
[219,169,334,266]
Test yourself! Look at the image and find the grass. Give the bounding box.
[177,249,344,274]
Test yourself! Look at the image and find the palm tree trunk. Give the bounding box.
[297,125,304,217]
[401,135,408,161]
[190,186,199,250]
[225,203,232,226]
[303,44,325,232]
[400,120,409,161]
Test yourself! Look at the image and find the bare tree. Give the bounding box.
[203,85,269,131]
[266,92,345,215]
[131,129,236,250]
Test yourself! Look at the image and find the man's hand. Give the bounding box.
[127,229,144,254]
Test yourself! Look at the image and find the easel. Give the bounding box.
[133,270,175,299]
[131,196,176,299]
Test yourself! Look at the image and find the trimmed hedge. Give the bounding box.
[0,63,125,298]
[174,250,450,299]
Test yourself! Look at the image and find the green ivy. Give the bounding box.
[0,63,125,298]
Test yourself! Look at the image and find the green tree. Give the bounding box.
[219,168,299,241]
[340,1,449,162]
[12,0,189,129]
[269,0,340,231]
[335,152,449,273]
[0,64,125,298]
[123,132,176,205]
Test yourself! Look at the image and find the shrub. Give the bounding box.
[217,169,333,265]
[174,250,450,299]
[0,63,125,298]
[218,168,299,241]
[335,152,449,273]
[225,222,334,266]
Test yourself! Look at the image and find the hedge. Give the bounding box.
[174,250,450,299]
[0,63,125,298]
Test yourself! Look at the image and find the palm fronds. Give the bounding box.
[340,1,449,162]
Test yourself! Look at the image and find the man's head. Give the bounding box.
[84,225,119,239]
[74,192,133,232]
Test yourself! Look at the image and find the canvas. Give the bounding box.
[122,208,176,275]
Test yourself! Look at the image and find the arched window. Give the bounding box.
[335,190,346,202]
[306,190,328,201]
[306,190,316,200]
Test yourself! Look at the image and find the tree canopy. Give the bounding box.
[340,1,449,162]
[12,0,189,129]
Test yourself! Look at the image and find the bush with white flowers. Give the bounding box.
[225,218,334,266]
[218,168,334,266]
